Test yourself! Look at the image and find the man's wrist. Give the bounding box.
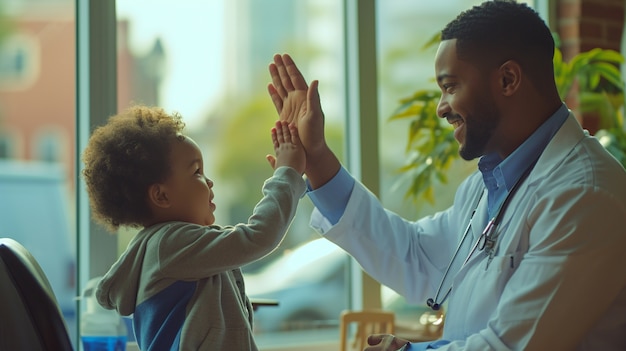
[304,151,340,189]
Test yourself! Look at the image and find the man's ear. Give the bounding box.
[498,60,522,96]
[148,183,170,209]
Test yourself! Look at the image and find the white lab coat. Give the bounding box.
[311,114,626,350]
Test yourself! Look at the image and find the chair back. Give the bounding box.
[339,309,395,351]
[0,237,73,351]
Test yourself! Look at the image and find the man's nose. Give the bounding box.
[436,95,450,119]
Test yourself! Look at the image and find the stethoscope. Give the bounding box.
[426,162,536,311]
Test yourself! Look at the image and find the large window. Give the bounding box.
[0,0,547,349]
[0,0,77,347]
[71,0,542,350]
[113,0,348,348]
[0,0,603,349]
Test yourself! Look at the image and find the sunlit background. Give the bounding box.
[3,0,623,350]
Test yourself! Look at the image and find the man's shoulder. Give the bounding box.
[533,132,626,200]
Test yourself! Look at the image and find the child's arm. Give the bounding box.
[266,120,305,174]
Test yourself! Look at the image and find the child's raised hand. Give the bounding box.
[268,54,326,160]
[266,120,305,174]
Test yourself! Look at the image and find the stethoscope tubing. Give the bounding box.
[426,160,538,311]
[427,198,481,310]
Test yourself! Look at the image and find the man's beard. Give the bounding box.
[458,103,499,160]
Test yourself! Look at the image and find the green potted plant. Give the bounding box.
[390,34,625,203]
[555,47,626,166]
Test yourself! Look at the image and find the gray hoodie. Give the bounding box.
[96,167,306,350]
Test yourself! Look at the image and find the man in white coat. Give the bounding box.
[267,1,626,350]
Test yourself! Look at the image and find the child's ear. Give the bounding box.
[148,183,170,208]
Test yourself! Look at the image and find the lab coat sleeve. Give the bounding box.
[310,176,480,305]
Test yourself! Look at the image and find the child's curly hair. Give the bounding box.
[82,105,186,232]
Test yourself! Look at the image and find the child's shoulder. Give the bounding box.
[144,221,227,245]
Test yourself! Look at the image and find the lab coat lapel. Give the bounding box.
[529,113,586,181]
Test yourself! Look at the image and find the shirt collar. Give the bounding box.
[478,103,569,192]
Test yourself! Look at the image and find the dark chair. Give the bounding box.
[0,237,73,350]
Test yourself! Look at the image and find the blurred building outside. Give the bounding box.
[0,0,165,345]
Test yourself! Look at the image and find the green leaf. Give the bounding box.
[421,32,441,51]
[590,49,624,64]
[592,62,625,91]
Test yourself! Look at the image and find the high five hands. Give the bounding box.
[267,54,341,188]
[267,54,325,157]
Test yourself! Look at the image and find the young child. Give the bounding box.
[81,105,306,351]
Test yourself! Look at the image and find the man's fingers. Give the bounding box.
[274,54,295,94]
[269,59,288,99]
[308,79,321,113]
[367,334,384,345]
[282,54,308,91]
[267,84,284,115]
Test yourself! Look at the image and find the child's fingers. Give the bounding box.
[266,154,277,169]
[281,121,292,143]
[275,121,285,144]
[288,123,300,144]
[270,126,279,148]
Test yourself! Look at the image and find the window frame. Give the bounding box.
[75,0,119,342]
[75,0,383,347]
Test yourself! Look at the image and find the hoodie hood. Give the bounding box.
[95,225,161,316]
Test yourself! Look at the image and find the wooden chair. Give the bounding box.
[339,310,395,351]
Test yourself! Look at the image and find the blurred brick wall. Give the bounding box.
[558,0,624,58]
[556,0,625,132]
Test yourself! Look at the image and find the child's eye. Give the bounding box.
[442,83,455,92]
[195,168,202,175]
